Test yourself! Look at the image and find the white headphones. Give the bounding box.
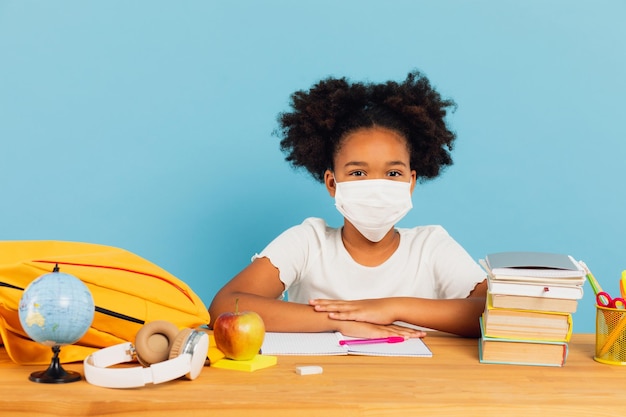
[84,320,209,389]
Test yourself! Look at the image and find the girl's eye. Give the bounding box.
[387,171,402,177]
[349,170,366,177]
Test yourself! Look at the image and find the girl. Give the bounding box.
[209,70,487,339]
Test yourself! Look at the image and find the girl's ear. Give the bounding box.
[410,170,417,194]
[324,170,337,197]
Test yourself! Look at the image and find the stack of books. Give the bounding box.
[478,251,586,367]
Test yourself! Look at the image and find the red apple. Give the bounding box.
[213,299,266,361]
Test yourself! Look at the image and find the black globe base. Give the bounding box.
[29,345,81,384]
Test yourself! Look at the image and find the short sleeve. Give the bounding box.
[428,227,486,298]
[252,218,326,290]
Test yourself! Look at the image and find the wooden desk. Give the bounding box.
[1,333,624,416]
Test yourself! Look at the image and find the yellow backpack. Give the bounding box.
[0,240,212,365]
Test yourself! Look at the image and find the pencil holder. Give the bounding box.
[595,305,626,365]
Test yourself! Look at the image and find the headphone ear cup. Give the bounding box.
[135,320,180,366]
[168,328,193,360]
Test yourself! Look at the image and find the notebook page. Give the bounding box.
[261,332,432,357]
[341,336,433,357]
[261,332,348,356]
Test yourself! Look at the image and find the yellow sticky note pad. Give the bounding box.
[211,354,278,372]
[206,334,226,364]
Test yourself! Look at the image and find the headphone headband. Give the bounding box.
[84,330,208,388]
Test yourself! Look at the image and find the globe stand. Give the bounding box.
[29,345,81,383]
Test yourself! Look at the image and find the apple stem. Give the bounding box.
[235,297,239,315]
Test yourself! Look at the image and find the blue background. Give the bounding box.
[1,1,624,333]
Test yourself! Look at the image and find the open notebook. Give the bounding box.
[261,332,432,357]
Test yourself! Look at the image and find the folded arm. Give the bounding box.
[310,280,488,338]
[208,257,426,339]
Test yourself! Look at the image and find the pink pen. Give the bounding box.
[338,336,405,346]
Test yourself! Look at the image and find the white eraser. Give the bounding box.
[295,365,323,375]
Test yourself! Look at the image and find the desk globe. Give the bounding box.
[18,264,95,383]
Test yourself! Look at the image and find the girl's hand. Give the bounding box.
[310,298,398,325]
[334,320,426,339]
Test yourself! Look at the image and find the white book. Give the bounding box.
[260,332,432,357]
[480,261,585,289]
[488,278,584,300]
[483,252,585,280]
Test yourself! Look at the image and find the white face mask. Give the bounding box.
[334,178,413,242]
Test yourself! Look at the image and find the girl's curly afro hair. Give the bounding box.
[275,70,458,183]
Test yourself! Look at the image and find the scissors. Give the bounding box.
[596,291,626,309]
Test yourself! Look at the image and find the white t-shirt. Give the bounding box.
[253,217,486,304]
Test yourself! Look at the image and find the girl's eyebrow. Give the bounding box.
[343,161,368,168]
[343,160,408,168]
[387,160,408,167]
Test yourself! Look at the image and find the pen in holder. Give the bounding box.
[595,304,626,365]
